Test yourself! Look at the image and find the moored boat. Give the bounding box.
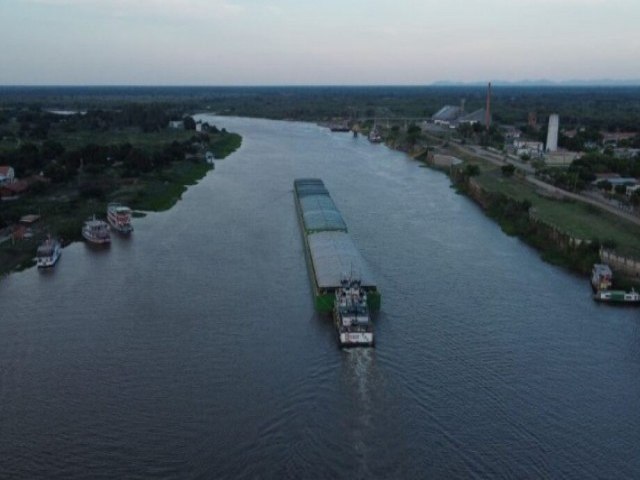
[333,277,374,347]
[82,216,111,244]
[36,236,62,268]
[107,203,133,234]
[368,127,382,143]
[591,264,613,292]
[593,289,640,304]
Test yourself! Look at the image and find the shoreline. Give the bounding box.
[0,133,242,277]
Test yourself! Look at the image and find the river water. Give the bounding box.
[1,116,639,479]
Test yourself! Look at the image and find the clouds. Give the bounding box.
[1,0,639,84]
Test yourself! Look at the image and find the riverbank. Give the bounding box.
[411,143,640,288]
[0,131,242,276]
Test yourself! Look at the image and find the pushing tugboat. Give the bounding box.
[333,276,374,347]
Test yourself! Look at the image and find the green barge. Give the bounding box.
[294,178,381,313]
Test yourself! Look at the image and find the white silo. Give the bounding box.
[546,114,559,152]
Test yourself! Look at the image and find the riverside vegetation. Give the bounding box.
[0,103,241,275]
[2,86,639,283]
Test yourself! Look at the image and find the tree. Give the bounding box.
[501,164,516,177]
[183,116,196,130]
[41,140,65,160]
[406,123,422,146]
[614,184,626,195]
[463,164,480,177]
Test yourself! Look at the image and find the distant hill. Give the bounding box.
[431,79,640,87]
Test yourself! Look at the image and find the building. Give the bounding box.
[0,166,15,185]
[0,180,29,200]
[546,114,559,152]
[431,105,463,127]
[501,126,521,140]
[168,120,184,129]
[458,109,488,126]
[544,150,580,166]
[513,140,544,157]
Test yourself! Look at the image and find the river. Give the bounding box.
[1,116,639,479]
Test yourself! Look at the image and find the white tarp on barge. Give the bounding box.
[307,231,377,289]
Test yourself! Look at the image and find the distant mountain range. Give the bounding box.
[431,79,640,87]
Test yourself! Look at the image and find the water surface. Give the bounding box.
[1,116,639,478]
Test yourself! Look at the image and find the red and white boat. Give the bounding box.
[107,203,133,234]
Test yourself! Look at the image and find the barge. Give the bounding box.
[294,178,381,313]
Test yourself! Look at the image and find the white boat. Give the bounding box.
[591,264,613,292]
[82,216,111,244]
[36,236,62,268]
[107,203,133,234]
[368,123,383,143]
[333,277,374,347]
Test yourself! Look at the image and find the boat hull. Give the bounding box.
[37,251,61,268]
[108,219,133,234]
[82,231,111,244]
[593,290,640,304]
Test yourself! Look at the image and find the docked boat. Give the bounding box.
[107,203,133,234]
[368,125,383,143]
[333,277,374,347]
[82,216,111,244]
[591,264,613,292]
[329,122,350,132]
[593,289,640,304]
[36,236,61,268]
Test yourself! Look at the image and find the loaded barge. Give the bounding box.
[294,178,381,316]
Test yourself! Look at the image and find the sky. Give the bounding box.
[1,0,639,85]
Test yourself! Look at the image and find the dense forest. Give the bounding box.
[1,85,639,131]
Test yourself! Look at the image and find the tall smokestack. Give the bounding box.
[485,82,492,130]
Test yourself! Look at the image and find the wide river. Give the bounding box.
[1,116,639,479]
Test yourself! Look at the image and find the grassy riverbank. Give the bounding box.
[0,131,241,277]
[423,158,640,288]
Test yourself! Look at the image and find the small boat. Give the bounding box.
[593,289,640,304]
[591,264,613,292]
[82,216,111,244]
[36,236,62,268]
[107,203,133,234]
[368,127,382,143]
[329,122,350,132]
[333,277,374,347]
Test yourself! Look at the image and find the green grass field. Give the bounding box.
[474,168,640,258]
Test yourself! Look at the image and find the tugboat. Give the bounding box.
[107,203,133,234]
[36,236,62,268]
[333,277,374,347]
[82,216,111,244]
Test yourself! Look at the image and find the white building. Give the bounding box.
[513,140,544,157]
[0,166,15,185]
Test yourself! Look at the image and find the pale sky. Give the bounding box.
[1,0,639,85]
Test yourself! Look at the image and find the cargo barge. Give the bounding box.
[294,178,381,313]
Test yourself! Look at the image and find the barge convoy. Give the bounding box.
[294,178,380,347]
